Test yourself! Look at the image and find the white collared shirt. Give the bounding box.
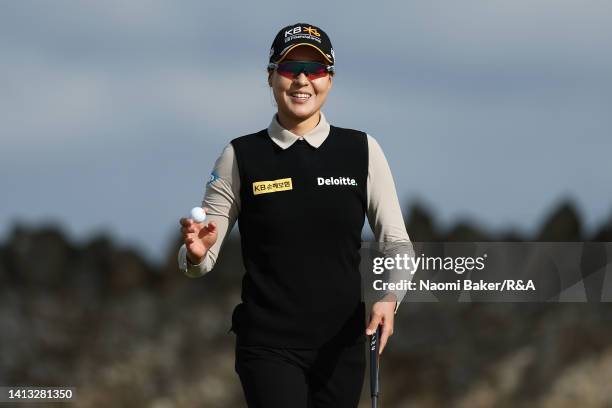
[178,112,412,310]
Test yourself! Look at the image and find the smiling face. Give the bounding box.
[268,46,333,124]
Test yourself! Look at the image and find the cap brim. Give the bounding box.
[277,43,333,64]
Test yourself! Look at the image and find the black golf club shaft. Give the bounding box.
[370,325,381,408]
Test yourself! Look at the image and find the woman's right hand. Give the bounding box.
[179,209,218,265]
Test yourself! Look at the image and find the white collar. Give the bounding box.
[267,112,330,149]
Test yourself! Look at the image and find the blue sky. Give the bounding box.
[1,1,611,262]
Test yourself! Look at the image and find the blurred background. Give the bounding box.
[1,0,611,406]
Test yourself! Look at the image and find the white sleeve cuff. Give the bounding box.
[177,244,212,278]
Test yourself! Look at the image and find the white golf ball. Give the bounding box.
[190,207,206,223]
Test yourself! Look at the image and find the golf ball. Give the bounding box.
[190,207,206,223]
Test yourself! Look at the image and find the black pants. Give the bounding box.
[235,340,366,408]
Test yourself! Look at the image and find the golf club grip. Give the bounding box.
[369,325,381,399]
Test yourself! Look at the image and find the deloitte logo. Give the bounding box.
[317,176,357,186]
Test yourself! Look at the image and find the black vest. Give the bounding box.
[230,125,368,347]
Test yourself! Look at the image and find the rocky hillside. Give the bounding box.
[1,201,611,407]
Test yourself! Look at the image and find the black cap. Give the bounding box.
[269,23,335,65]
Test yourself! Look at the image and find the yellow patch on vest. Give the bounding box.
[252,178,293,195]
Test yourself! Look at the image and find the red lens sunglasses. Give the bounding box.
[268,61,335,80]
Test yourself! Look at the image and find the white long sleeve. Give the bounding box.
[366,134,414,312]
[178,143,240,277]
[177,116,413,315]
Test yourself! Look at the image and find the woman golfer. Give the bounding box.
[178,23,411,408]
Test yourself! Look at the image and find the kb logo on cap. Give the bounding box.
[285,26,321,37]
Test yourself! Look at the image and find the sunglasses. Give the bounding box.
[268,61,335,80]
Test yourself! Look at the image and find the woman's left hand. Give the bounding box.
[366,293,397,355]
